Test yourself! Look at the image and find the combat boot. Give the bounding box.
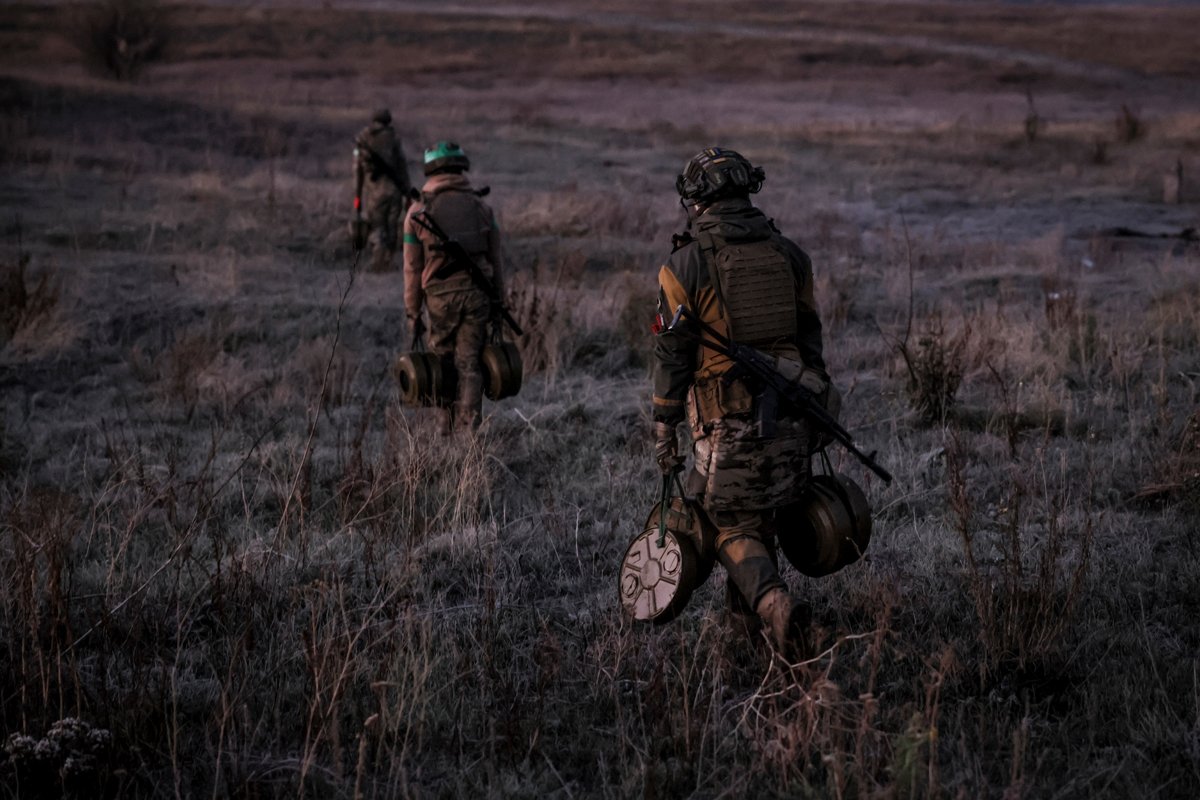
[435,408,453,437]
[724,576,762,641]
[756,588,812,660]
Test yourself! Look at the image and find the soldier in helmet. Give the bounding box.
[652,147,830,658]
[353,108,413,272]
[403,141,504,434]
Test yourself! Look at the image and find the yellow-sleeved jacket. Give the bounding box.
[652,198,825,425]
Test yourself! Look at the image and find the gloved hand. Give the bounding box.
[408,315,426,343]
[654,421,685,475]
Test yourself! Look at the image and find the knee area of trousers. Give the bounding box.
[455,360,483,379]
[719,535,771,563]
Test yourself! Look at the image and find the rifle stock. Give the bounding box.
[666,304,893,484]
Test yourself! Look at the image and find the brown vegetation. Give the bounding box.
[75,0,169,81]
[1,1,1199,797]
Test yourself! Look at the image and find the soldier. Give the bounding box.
[652,147,830,657]
[353,108,412,272]
[403,141,504,434]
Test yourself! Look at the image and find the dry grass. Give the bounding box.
[75,0,169,81]
[0,253,61,349]
[1,1,1199,797]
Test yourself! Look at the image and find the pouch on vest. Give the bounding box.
[693,374,753,424]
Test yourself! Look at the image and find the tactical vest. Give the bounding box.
[693,231,801,422]
[701,232,797,352]
[426,190,491,259]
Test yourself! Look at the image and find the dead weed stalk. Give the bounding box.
[1,252,62,348]
[946,436,1093,682]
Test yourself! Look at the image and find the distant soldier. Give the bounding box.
[652,147,830,657]
[404,142,504,434]
[353,108,412,272]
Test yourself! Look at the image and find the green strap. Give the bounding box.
[655,471,688,549]
[656,473,671,548]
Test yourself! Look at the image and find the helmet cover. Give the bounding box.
[423,140,471,175]
[676,147,765,204]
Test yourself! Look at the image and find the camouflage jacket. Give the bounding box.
[653,198,826,510]
[354,122,411,204]
[652,198,826,426]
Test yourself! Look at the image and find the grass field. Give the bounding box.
[2,1,1199,797]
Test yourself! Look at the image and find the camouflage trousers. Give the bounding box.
[712,509,786,614]
[691,414,811,511]
[367,193,405,272]
[427,287,490,432]
[691,413,811,613]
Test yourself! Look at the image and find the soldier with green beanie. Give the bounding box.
[652,147,830,658]
[403,141,504,434]
[353,108,413,272]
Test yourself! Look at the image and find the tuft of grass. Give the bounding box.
[946,436,1093,683]
[1023,88,1042,144]
[1115,104,1143,143]
[1,253,61,349]
[76,0,169,82]
[897,314,969,426]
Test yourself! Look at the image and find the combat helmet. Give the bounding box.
[676,147,765,205]
[423,141,470,175]
[372,108,392,126]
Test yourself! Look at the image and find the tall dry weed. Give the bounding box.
[946,437,1093,682]
[1,254,61,349]
[898,314,970,426]
[507,263,571,381]
[75,0,169,81]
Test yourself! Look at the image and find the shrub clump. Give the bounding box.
[1,253,60,348]
[76,0,169,81]
[898,315,969,425]
[2,718,116,798]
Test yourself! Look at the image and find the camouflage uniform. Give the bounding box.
[404,172,503,432]
[354,114,412,272]
[653,194,826,635]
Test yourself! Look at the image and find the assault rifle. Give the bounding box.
[410,211,524,337]
[663,304,893,484]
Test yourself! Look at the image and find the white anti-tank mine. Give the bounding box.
[618,491,717,624]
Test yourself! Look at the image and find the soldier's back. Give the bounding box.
[357,125,401,170]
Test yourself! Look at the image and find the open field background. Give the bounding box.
[2,1,1199,797]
